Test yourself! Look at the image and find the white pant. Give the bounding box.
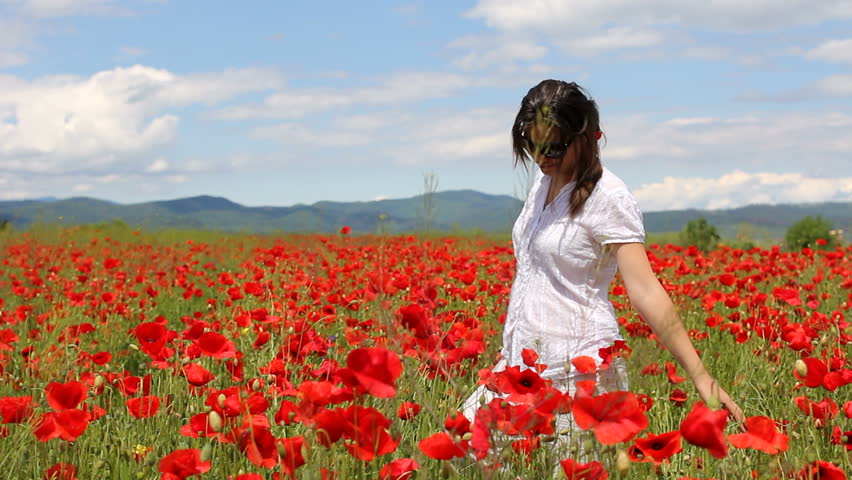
[460,358,629,468]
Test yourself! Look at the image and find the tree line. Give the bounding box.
[680,215,842,252]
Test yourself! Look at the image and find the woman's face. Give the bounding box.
[525,123,578,183]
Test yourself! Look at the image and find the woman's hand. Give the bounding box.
[693,372,745,424]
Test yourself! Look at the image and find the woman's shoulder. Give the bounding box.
[590,167,636,203]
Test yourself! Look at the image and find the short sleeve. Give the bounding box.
[591,190,646,246]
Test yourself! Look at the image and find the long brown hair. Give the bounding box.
[511,80,603,217]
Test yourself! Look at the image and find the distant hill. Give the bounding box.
[0,192,849,238]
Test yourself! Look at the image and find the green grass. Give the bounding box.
[0,225,848,479]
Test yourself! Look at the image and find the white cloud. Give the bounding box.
[561,26,663,53]
[7,0,129,17]
[817,74,852,96]
[0,65,280,174]
[210,70,544,120]
[0,51,27,68]
[603,111,852,167]
[253,123,370,147]
[0,19,31,67]
[466,0,852,33]
[119,46,147,57]
[681,46,730,60]
[634,171,852,211]
[450,35,548,70]
[145,157,168,173]
[805,38,852,63]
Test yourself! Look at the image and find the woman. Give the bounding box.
[461,80,743,456]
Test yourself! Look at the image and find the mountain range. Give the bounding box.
[1,192,849,239]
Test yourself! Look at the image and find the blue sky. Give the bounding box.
[0,0,851,211]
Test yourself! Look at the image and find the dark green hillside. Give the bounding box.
[1,192,849,239]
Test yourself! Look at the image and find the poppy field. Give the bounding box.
[0,226,849,480]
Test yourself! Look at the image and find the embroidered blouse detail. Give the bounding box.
[502,167,645,381]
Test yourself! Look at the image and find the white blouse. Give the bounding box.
[501,166,645,381]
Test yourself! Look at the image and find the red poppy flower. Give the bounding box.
[572,356,597,374]
[45,381,87,411]
[181,363,215,387]
[339,225,351,235]
[341,405,399,461]
[338,347,403,398]
[195,332,237,359]
[126,395,161,419]
[728,416,789,454]
[158,448,211,480]
[91,351,111,366]
[522,348,539,366]
[795,460,847,480]
[679,402,729,458]
[823,369,852,392]
[277,436,307,478]
[598,340,631,369]
[33,409,91,442]
[636,394,654,412]
[0,396,34,423]
[312,408,345,447]
[560,458,609,479]
[669,389,688,407]
[43,463,77,480]
[396,304,435,339]
[665,362,686,384]
[793,396,838,427]
[843,400,852,419]
[379,458,419,480]
[493,365,550,403]
[628,430,682,465]
[397,401,421,420]
[239,426,279,468]
[179,413,229,442]
[830,426,852,451]
[794,357,827,388]
[512,436,541,462]
[418,432,468,459]
[772,286,801,306]
[572,391,648,444]
[134,322,169,357]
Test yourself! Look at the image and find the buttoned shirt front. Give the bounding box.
[501,166,645,381]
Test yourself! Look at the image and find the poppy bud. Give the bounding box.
[208,411,223,432]
[462,432,472,441]
[217,393,227,407]
[129,344,139,351]
[136,472,145,479]
[300,442,310,462]
[479,394,486,406]
[200,443,213,462]
[558,428,572,436]
[707,394,722,410]
[250,379,262,391]
[616,450,630,473]
[94,375,105,388]
[794,359,808,377]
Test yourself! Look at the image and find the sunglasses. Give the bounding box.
[522,135,575,159]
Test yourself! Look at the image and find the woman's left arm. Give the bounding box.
[611,242,745,422]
